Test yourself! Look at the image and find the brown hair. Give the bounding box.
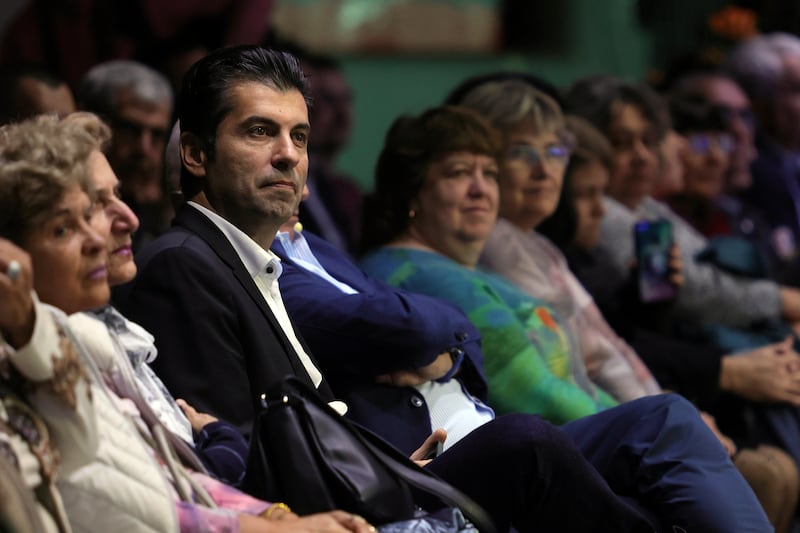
[565,114,613,173]
[361,105,502,253]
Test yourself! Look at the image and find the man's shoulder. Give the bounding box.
[752,140,793,181]
[136,226,214,266]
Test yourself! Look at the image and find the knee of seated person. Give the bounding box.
[629,392,696,422]
[490,414,577,455]
[757,445,800,495]
[612,393,710,442]
[736,446,799,525]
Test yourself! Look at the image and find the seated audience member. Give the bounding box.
[662,97,734,226]
[668,71,800,283]
[118,45,771,532]
[669,72,756,192]
[0,112,375,533]
[724,33,800,276]
[0,64,75,124]
[78,60,173,250]
[540,114,799,533]
[453,79,659,403]
[70,112,248,486]
[664,91,773,277]
[564,74,800,334]
[299,52,363,255]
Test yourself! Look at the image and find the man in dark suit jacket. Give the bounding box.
[117,45,772,532]
[115,45,335,438]
[118,204,334,437]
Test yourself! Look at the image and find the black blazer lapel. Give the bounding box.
[173,206,312,380]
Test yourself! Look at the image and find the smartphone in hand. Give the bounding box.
[634,219,677,303]
[423,440,445,460]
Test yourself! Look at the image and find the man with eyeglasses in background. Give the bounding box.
[725,33,800,286]
[78,60,174,251]
[668,70,800,284]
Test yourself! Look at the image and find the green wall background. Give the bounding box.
[336,0,654,190]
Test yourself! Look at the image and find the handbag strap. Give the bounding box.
[278,377,497,533]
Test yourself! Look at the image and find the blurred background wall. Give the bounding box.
[0,0,791,189]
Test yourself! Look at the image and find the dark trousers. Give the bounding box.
[427,394,772,533]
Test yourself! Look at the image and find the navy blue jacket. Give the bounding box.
[271,230,488,454]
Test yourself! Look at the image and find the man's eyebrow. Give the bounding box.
[240,115,310,129]
[240,116,279,129]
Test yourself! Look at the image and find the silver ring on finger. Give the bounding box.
[6,260,21,281]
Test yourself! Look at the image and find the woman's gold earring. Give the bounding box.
[408,209,416,219]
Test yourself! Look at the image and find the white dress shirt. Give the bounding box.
[188,202,323,388]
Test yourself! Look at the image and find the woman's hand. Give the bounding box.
[241,510,376,532]
[0,239,35,348]
[176,398,219,432]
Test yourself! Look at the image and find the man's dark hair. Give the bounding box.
[178,45,310,198]
[0,64,67,124]
[564,75,669,142]
[669,94,728,135]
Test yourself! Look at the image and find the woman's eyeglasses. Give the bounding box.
[686,133,736,156]
[506,144,571,168]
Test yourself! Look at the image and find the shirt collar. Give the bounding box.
[188,201,282,280]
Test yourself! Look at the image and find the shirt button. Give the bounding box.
[410,395,424,408]
[266,266,274,274]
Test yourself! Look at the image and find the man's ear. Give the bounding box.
[180,132,207,177]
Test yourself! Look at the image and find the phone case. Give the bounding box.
[634,219,677,303]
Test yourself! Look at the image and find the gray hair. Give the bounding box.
[724,32,800,101]
[0,112,110,244]
[459,80,571,144]
[78,60,173,116]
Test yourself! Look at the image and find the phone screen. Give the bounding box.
[634,219,677,303]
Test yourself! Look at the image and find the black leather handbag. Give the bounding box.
[242,376,496,533]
